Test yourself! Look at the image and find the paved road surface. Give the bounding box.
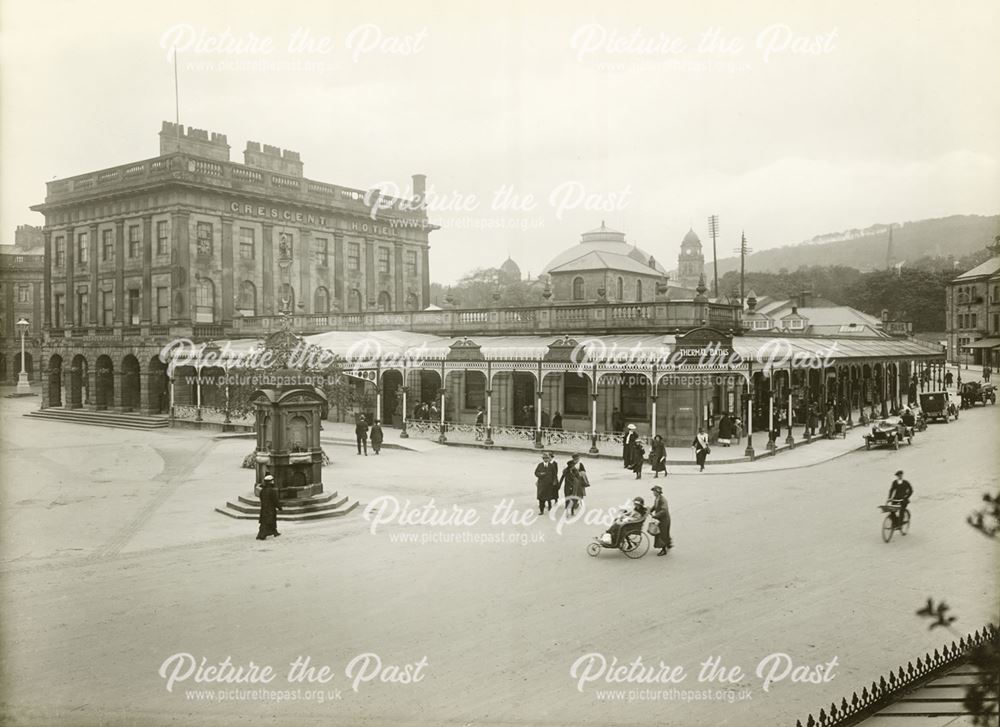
[0,395,996,726]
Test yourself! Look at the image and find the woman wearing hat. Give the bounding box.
[692,427,710,472]
[560,457,587,515]
[534,452,559,515]
[622,423,638,470]
[257,475,282,541]
[649,485,673,555]
[649,435,667,478]
[604,496,647,547]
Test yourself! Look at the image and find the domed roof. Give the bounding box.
[499,256,522,281]
[682,228,701,245]
[542,222,667,275]
[580,221,627,244]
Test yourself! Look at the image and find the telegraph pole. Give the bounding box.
[733,231,752,307]
[708,215,719,297]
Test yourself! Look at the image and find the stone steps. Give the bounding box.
[215,490,360,521]
[25,408,170,430]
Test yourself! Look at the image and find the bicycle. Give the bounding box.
[878,499,911,543]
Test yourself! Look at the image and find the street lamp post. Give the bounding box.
[16,317,30,392]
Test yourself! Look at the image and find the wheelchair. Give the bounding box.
[586,519,650,559]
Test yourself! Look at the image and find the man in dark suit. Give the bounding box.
[356,414,369,456]
[257,475,281,540]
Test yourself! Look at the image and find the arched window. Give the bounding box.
[313,286,330,314]
[377,291,391,312]
[572,277,585,301]
[239,281,257,316]
[635,279,643,301]
[195,278,215,322]
[616,277,624,300]
[406,292,419,311]
[348,289,363,313]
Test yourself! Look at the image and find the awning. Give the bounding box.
[965,338,1000,349]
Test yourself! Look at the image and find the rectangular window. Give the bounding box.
[156,220,169,256]
[315,237,329,267]
[238,228,255,260]
[54,293,65,327]
[17,285,30,303]
[128,225,141,258]
[101,290,114,326]
[563,373,589,416]
[405,250,417,276]
[77,232,89,265]
[464,371,486,409]
[347,242,360,271]
[102,229,114,261]
[76,291,89,327]
[971,313,978,329]
[54,237,66,267]
[378,247,390,274]
[620,376,648,418]
[128,289,140,325]
[196,222,213,256]
[156,286,170,325]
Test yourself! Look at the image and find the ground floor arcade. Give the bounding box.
[153,329,945,453]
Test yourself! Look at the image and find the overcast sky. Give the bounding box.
[2,0,998,283]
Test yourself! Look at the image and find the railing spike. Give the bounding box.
[796,721,803,727]
[818,708,827,724]
[807,714,816,727]
[861,687,869,702]
[852,691,860,707]
[907,661,915,676]
[830,702,838,718]
[841,697,849,712]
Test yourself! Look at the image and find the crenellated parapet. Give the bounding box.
[244,141,304,178]
[159,121,230,162]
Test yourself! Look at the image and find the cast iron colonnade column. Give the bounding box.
[785,358,795,446]
[589,366,599,454]
[766,369,776,451]
[484,361,494,446]
[399,366,409,438]
[437,361,447,444]
[744,361,755,459]
[534,362,543,449]
[650,366,658,440]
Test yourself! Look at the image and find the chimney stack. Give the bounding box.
[412,174,427,209]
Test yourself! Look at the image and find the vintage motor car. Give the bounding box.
[918,391,954,423]
[960,381,997,407]
[863,417,912,450]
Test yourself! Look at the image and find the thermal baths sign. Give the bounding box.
[227,201,398,236]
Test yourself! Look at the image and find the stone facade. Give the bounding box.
[31,122,435,412]
[0,226,44,383]
[945,246,1000,367]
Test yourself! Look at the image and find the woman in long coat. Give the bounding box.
[649,435,667,477]
[622,424,638,469]
[560,459,586,515]
[649,485,672,555]
[257,475,281,540]
[534,453,559,514]
[692,427,710,472]
[717,414,733,445]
